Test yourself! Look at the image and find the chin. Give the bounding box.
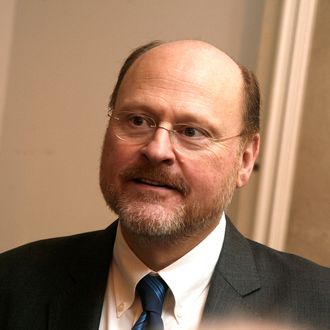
[116,199,188,238]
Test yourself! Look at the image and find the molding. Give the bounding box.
[0,0,17,146]
[253,0,318,250]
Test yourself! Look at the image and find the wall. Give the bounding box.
[286,0,330,266]
[231,0,282,238]
[0,0,265,252]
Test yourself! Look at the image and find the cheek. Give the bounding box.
[184,153,238,195]
[185,158,225,192]
[100,136,138,183]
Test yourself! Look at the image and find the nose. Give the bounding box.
[141,127,176,165]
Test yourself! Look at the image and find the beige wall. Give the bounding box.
[286,0,330,266]
[0,0,265,252]
[230,0,282,238]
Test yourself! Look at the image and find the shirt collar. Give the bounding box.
[112,225,151,316]
[112,213,226,318]
[159,214,226,319]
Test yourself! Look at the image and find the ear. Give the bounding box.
[236,134,260,188]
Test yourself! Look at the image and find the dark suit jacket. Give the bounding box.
[0,219,329,330]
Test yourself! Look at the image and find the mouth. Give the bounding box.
[121,167,190,196]
[133,178,176,190]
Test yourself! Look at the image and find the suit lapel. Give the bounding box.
[49,221,118,330]
[202,217,261,320]
[47,218,260,327]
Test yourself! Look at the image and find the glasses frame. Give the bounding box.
[107,109,246,150]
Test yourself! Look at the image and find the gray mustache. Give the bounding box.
[120,166,190,196]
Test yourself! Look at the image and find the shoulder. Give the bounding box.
[217,219,330,327]
[223,218,330,296]
[246,239,330,325]
[0,221,118,284]
[247,237,330,281]
[225,217,330,277]
[0,222,118,328]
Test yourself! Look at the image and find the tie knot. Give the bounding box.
[136,274,168,314]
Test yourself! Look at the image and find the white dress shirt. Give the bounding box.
[99,214,226,330]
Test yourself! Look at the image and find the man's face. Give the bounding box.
[100,42,254,241]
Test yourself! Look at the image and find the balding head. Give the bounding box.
[128,39,242,81]
[109,40,260,138]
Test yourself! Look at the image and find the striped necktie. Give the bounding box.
[132,274,168,330]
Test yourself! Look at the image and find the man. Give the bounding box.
[0,40,329,330]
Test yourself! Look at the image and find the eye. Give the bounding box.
[176,125,210,139]
[126,114,154,128]
[129,115,146,126]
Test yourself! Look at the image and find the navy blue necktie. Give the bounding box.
[132,274,168,330]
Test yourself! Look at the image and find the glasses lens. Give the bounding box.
[111,112,155,144]
[172,124,213,152]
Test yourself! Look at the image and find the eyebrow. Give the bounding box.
[116,103,155,116]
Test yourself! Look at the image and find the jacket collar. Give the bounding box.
[49,221,118,330]
[48,217,261,328]
[202,216,261,321]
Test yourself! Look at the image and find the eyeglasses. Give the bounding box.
[108,111,244,153]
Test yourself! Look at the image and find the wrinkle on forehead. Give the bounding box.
[119,40,243,104]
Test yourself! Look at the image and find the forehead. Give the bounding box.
[116,42,244,125]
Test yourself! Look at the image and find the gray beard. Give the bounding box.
[101,166,238,243]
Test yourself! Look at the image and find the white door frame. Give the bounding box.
[253,0,318,250]
[0,0,17,147]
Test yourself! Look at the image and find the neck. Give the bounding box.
[120,222,219,271]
